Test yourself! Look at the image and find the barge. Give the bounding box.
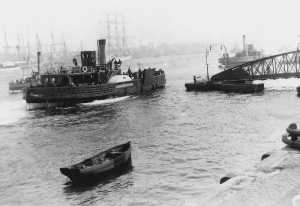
[185,78,264,93]
[23,39,166,107]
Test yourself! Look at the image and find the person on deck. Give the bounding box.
[127,67,132,77]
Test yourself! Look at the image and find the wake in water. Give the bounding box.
[80,96,132,106]
[196,147,300,206]
[255,78,300,91]
[0,100,26,125]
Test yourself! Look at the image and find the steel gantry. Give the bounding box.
[211,50,300,81]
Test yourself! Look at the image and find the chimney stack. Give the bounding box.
[37,51,41,74]
[97,39,106,65]
[242,35,248,56]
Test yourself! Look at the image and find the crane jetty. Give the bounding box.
[185,46,264,94]
[23,39,166,108]
[185,79,264,93]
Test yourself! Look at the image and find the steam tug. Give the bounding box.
[23,39,166,107]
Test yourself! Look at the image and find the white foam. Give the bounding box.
[0,100,26,125]
[254,78,300,91]
[80,96,131,106]
[292,195,300,206]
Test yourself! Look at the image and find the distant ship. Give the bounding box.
[9,72,39,93]
[218,35,263,68]
[0,60,28,69]
[23,39,166,108]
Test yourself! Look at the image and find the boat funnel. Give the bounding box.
[242,35,248,56]
[97,39,106,65]
[37,51,41,74]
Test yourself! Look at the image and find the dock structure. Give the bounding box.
[185,80,264,94]
[212,50,300,81]
[185,50,300,94]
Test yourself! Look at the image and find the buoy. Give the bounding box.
[220,176,231,184]
[288,123,297,130]
[261,153,270,160]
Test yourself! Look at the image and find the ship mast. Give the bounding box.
[243,34,248,56]
[35,33,42,52]
[106,14,111,58]
[16,33,21,60]
[121,15,128,56]
[50,32,55,68]
[105,13,129,58]
[3,30,9,59]
[61,34,68,61]
[114,14,120,56]
[206,48,209,80]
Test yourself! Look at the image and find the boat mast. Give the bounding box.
[37,51,41,74]
[206,48,209,80]
[35,34,42,52]
[106,14,111,58]
[3,30,9,59]
[121,15,128,56]
[243,34,248,56]
[114,14,120,56]
[16,33,21,61]
[50,33,55,69]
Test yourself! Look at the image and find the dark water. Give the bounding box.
[1,54,300,205]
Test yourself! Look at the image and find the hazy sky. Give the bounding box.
[1,0,300,52]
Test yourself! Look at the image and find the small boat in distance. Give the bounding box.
[60,141,132,183]
[286,123,300,137]
[282,134,300,150]
[9,72,39,93]
[282,123,300,150]
[218,35,263,68]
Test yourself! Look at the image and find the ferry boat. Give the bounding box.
[218,35,263,68]
[23,39,166,107]
[9,72,39,93]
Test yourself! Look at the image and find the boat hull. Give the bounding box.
[185,82,215,91]
[218,56,261,68]
[282,134,300,150]
[185,81,264,93]
[60,142,132,183]
[60,157,132,183]
[24,73,166,106]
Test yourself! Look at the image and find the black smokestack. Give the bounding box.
[37,51,41,74]
[97,39,106,65]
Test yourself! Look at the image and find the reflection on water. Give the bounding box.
[63,167,134,206]
[63,167,134,194]
[0,54,300,205]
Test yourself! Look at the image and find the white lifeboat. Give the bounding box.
[108,75,132,83]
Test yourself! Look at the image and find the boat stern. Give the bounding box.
[60,167,80,181]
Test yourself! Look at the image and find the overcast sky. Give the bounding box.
[1,0,300,52]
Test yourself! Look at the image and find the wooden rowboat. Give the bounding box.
[60,141,132,183]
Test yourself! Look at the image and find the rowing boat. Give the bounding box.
[60,141,132,183]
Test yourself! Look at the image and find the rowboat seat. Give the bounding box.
[106,151,122,158]
[82,159,93,166]
[60,141,131,182]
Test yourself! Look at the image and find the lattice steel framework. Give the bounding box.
[212,50,300,81]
